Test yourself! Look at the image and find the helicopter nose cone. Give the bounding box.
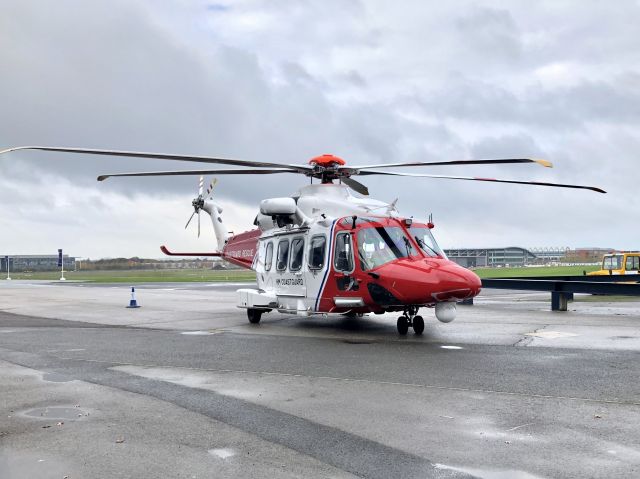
[432,261,482,301]
[370,258,481,305]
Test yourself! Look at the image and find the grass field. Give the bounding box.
[3,264,600,283]
[6,269,257,283]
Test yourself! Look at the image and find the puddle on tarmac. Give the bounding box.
[341,339,374,345]
[525,331,578,339]
[208,448,236,459]
[435,463,545,479]
[20,406,89,421]
[42,372,73,383]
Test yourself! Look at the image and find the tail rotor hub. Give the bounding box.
[192,196,204,211]
[185,176,218,238]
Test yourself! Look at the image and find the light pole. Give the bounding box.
[58,249,66,281]
[5,255,10,281]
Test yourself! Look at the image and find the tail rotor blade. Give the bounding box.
[206,178,218,197]
[197,211,201,238]
[185,210,196,229]
[198,175,204,196]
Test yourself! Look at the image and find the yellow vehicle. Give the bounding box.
[587,252,640,276]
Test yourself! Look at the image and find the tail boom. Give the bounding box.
[221,229,261,269]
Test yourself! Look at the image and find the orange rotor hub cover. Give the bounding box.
[309,154,346,167]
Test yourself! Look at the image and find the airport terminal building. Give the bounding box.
[1,254,76,272]
[444,247,538,268]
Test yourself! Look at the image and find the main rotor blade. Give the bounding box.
[97,168,298,181]
[357,170,606,193]
[0,146,311,172]
[342,176,370,196]
[346,158,553,171]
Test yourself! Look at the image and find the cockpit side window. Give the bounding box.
[276,239,290,272]
[626,255,639,271]
[334,232,354,273]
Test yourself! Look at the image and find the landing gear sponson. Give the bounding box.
[397,306,425,335]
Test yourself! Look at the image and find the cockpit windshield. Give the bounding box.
[411,227,446,258]
[603,255,623,270]
[357,226,416,271]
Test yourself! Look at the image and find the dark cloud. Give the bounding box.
[1,0,638,256]
[470,134,547,160]
[454,6,523,65]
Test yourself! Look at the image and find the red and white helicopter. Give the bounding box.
[0,146,605,334]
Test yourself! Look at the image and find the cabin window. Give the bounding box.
[309,235,326,270]
[334,233,354,273]
[264,242,274,271]
[626,256,639,271]
[276,239,290,272]
[290,238,304,271]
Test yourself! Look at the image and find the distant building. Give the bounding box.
[528,247,570,263]
[0,254,76,272]
[444,247,538,268]
[567,247,615,262]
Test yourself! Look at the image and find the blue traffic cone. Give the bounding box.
[127,286,140,308]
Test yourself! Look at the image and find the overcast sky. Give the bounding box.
[1,0,639,258]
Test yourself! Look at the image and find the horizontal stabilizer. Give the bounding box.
[160,245,221,257]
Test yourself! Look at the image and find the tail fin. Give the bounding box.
[202,200,229,251]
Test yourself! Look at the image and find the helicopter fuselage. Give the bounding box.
[221,184,482,327]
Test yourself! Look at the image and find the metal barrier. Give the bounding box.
[472,274,640,311]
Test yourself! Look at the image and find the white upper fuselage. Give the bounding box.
[295,183,396,219]
[253,183,397,235]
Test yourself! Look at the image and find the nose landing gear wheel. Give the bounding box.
[397,316,409,335]
[413,315,424,335]
[247,308,262,324]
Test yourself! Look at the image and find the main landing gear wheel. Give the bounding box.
[247,308,262,324]
[397,316,409,335]
[412,315,424,335]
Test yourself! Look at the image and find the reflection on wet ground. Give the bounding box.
[19,406,89,421]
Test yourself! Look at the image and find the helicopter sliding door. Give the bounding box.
[274,235,307,312]
[305,233,329,312]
